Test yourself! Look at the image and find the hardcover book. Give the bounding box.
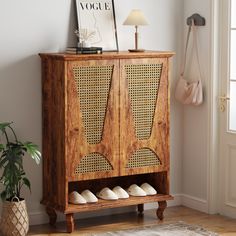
[66,47,103,54]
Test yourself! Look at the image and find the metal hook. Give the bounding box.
[187,13,205,26]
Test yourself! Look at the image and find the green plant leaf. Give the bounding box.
[22,177,31,192]
[23,142,41,164]
[0,190,7,201]
[0,122,12,132]
[0,144,5,152]
[0,122,40,199]
[0,157,8,168]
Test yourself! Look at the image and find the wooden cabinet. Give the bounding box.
[40,51,174,233]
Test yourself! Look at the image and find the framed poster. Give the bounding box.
[76,0,118,51]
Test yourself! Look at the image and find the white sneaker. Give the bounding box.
[112,186,129,199]
[69,191,87,204]
[81,189,98,203]
[140,183,157,195]
[127,184,147,197]
[97,187,118,200]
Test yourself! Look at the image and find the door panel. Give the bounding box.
[229,81,236,131]
[219,0,236,218]
[66,60,120,181]
[225,145,236,207]
[119,58,169,176]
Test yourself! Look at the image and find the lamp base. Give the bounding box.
[128,49,145,52]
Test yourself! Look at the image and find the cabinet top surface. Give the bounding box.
[39,51,175,61]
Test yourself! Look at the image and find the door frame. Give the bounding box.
[206,0,221,214]
[207,0,234,214]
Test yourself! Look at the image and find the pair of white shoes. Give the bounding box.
[69,183,157,204]
[97,186,129,200]
[127,183,157,196]
[96,183,157,200]
[69,190,98,205]
[69,186,129,204]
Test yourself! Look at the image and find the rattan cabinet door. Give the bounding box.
[119,58,169,176]
[66,59,120,181]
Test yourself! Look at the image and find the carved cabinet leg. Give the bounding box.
[46,206,57,226]
[66,213,75,233]
[137,204,144,215]
[156,201,167,220]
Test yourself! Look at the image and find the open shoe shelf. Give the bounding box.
[66,194,173,214]
[66,172,172,213]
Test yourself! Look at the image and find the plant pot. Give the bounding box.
[0,197,29,236]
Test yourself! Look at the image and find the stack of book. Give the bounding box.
[66,47,103,54]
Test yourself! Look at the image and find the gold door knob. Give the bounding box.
[219,95,230,102]
[219,95,230,112]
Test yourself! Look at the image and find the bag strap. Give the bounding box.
[180,20,203,81]
[191,20,203,81]
[180,24,191,76]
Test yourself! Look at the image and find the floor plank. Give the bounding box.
[28,206,236,235]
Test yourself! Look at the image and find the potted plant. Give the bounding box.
[0,122,41,236]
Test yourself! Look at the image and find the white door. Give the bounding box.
[219,0,236,218]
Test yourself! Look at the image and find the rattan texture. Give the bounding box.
[126,148,161,168]
[125,64,163,140]
[73,65,113,144]
[0,200,29,236]
[75,152,113,174]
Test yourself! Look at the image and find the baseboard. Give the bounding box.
[145,194,208,213]
[168,194,183,207]
[181,194,208,213]
[144,194,182,210]
[29,211,50,225]
[29,206,137,226]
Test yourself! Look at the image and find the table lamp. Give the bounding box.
[123,9,148,52]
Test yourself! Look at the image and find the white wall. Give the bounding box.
[0,0,77,222]
[0,0,184,225]
[182,0,212,211]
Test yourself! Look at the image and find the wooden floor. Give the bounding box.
[29,206,236,235]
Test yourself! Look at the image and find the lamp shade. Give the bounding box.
[123,9,148,26]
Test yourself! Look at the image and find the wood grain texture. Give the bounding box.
[65,195,173,214]
[41,57,66,211]
[39,52,174,233]
[66,59,120,181]
[39,51,175,61]
[46,206,57,226]
[66,214,74,233]
[156,201,167,220]
[119,58,169,176]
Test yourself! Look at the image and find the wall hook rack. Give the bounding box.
[187,13,205,26]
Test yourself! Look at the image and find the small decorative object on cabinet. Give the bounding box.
[39,51,174,233]
[74,28,96,48]
[123,9,149,52]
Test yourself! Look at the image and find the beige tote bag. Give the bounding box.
[175,20,203,106]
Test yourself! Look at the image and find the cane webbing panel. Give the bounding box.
[126,148,161,168]
[125,64,163,140]
[73,65,113,144]
[75,153,113,174]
